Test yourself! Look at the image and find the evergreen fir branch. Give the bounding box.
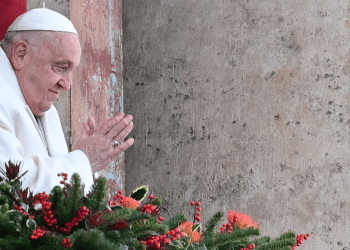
[66,173,84,219]
[204,227,260,249]
[126,210,152,223]
[71,229,120,250]
[252,236,271,246]
[255,238,295,250]
[203,212,223,239]
[88,177,109,211]
[104,229,146,249]
[163,214,188,230]
[50,186,70,226]
[102,207,133,225]
[131,217,169,236]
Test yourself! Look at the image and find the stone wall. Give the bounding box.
[123,1,350,249]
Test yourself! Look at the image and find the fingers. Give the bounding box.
[111,121,134,144]
[105,115,133,141]
[112,138,134,157]
[96,112,125,135]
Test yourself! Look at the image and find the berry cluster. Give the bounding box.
[57,172,68,185]
[167,227,187,240]
[158,216,164,224]
[14,204,34,219]
[220,222,233,234]
[190,201,201,222]
[240,244,255,250]
[32,191,89,235]
[62,238,73,248]
[140,235,170,249]
[30,226,48,240]
[149,194,157,200]
[291,233,310,249]
[140,228,186,249]
[141,203,160,216]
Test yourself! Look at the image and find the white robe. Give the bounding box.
[0,47,93,194]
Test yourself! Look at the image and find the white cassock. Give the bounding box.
[0,47,93,194]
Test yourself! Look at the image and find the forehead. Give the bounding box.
[42,32,81,64]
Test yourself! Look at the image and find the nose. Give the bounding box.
[58,73,72,91]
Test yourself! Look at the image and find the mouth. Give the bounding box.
[49,90,59,95]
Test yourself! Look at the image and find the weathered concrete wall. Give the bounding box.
[123,1,350,249]
[27,0,72,149]
[70,0,125,192]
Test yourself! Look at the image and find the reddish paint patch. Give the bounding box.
[70,0,124,192]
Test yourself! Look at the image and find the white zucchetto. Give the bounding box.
[7,8,77,35]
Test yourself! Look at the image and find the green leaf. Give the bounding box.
[26,218,36,232]
[151,197,162,206]
[130,185,149,202]
[192,223,201,232]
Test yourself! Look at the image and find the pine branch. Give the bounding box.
[88,177,109,211]
[66,173,84,219]
[126,209,152,223]
[204,227,260,249]
[71,229,119,250]
[163,214,188,230]
[131,217,169,236]
[256,232,296,250]
[204,212,223,239]
[50,186,69,226]
[102,208,133,225]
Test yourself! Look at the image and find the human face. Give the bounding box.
[17,32,81,116]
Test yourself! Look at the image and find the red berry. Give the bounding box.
[196,216,201,221]
[60,180,64,184]
[57,173,61,176]
[118,190,122,194]
[196,202,201,206]
[149,194,154,199]
[190,201,195,206]
[197,207,201,211]
[180,232,186,237]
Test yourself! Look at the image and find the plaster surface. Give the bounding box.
[123,1,350,249]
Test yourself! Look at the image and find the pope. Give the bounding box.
[0,8,134,193]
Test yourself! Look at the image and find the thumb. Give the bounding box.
[87,116,96,136]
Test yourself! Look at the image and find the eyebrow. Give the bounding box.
[52,60,72,66]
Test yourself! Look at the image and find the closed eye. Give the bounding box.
[53,64,69,73]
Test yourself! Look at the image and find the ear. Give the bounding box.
[10,41,28,70]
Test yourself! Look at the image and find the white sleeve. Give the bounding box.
[0,125,94,194]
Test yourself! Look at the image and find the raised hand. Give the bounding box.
[72,112,134,173]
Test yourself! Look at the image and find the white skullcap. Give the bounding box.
[7,8,77,35]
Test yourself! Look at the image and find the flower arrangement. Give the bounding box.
[0,160,309,250]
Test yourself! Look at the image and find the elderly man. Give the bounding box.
[0,8,134,193]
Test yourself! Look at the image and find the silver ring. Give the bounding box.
[112,140,120,148]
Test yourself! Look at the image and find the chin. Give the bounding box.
[36,103,53,116]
